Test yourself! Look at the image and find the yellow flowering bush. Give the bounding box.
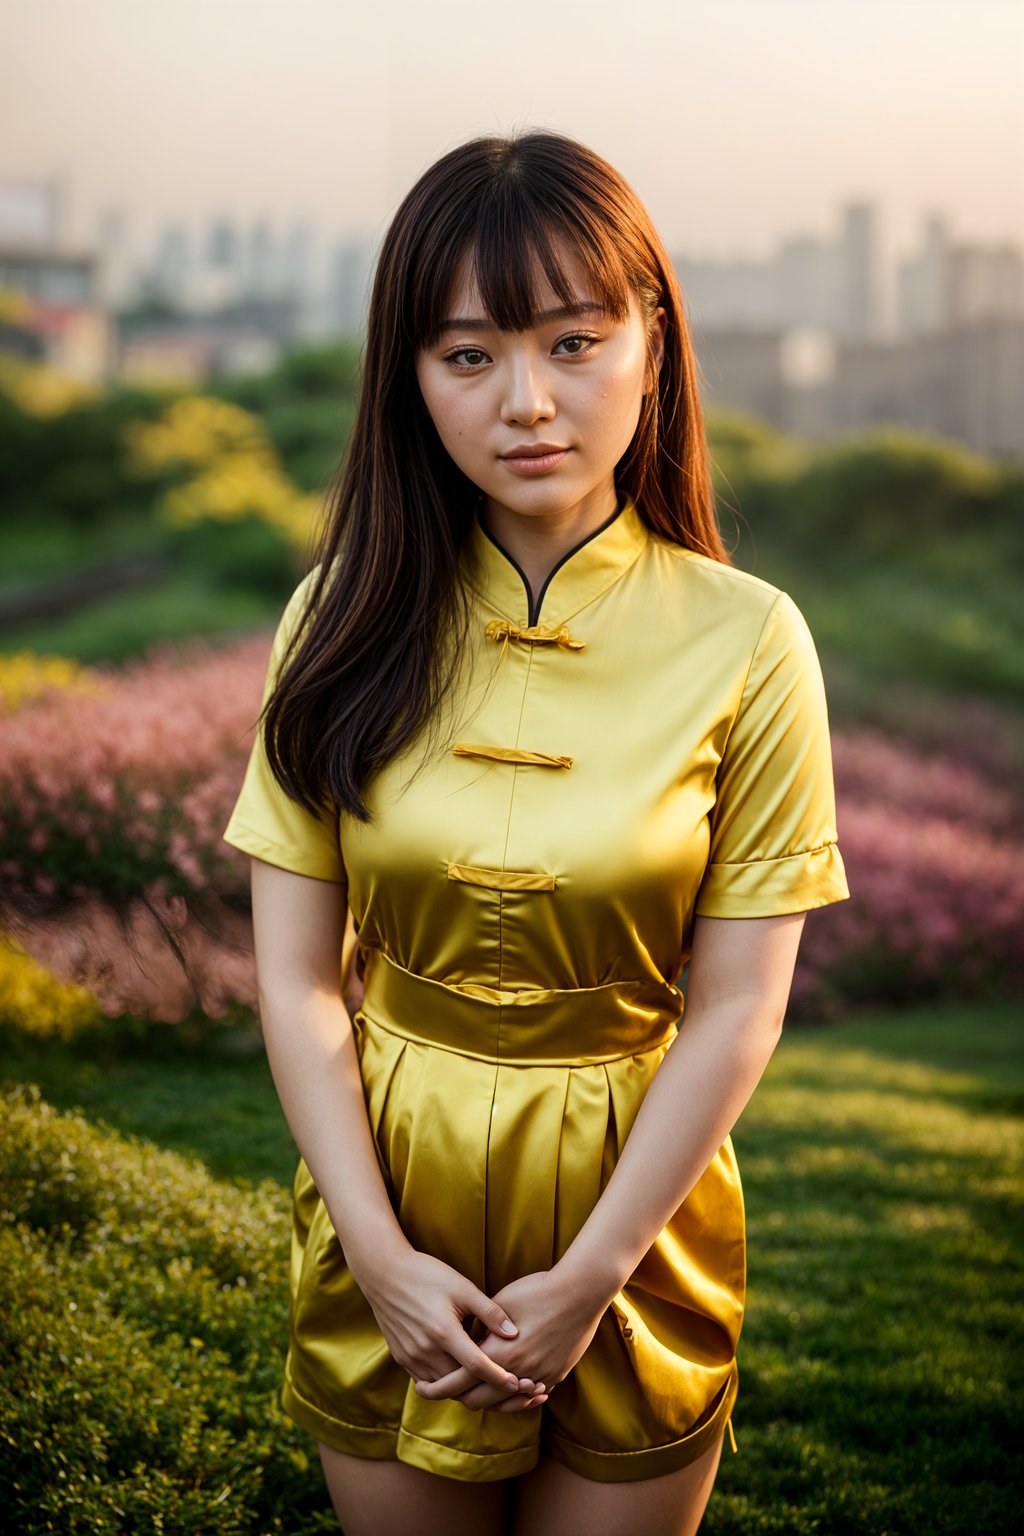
[0,651,111,715]
[0,352,104,416]
[161,447,320,546]
[122,394,267,473]
[0,936,104,1042]
[122,394,320,550]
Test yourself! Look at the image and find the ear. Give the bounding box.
[646,306,668,390]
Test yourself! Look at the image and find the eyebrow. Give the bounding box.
[436,302,608,335]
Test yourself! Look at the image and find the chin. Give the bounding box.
[488,478,596,509]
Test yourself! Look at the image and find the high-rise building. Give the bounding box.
[328,234,376,337]
[897,216,1023,336]
[152,221,191,307]
[838,201,880,342]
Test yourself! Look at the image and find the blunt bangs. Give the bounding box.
[410,176,635,353]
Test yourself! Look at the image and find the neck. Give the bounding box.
[478,485,622,606]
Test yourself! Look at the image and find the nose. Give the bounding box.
[499,353,555,427]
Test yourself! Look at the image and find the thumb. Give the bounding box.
[470,1289,518,1337]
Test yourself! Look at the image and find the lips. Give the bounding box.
[498,444,572,474]
[500,444,570,459]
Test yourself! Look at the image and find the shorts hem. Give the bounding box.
[280,1371,539,1483]
[542,1359,739,1484]
[281,1358,739,1486]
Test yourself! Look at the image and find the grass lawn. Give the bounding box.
[2,1001,1020,1534]
[5,571,284,666]
[722,1002,1021,1533]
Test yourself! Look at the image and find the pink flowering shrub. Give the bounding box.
[832,724,1021,840]
[788,727,1024,1016]
[2,631,1022,1024]
[0,634,266,903]
[0,634,270,1021]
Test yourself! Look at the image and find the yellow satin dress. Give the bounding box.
[222,492,850,1483]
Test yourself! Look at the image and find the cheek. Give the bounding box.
[435,399,482,447]
[582,356,645,418]
[420,378,476,445]
[609,340,648,396]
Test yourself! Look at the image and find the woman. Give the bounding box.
[222,129,850,1536]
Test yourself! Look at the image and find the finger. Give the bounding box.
[463,1286,520,1343]
[414,1366,475,1399]
[453,1337,523,1396]
[415,1362,540,1410]
[415,1363,537,1402]
[496,1392,548,1413]
[459,1383,537,1411]
[456,1378,544,1411]
[415,1337,527,1400]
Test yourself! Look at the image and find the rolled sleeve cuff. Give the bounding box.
[694,841,851,918]
[222,818,346,884]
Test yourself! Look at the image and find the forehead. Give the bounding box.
[442,239,635,327]
[446,241,588,313]
[413,219,636,351]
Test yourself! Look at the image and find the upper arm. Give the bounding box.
[687,910,806,1028]
[250,857,348,999]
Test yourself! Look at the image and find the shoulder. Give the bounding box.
[284,561,325,614]
[655,537,784,608]
[277,561,328,631]
[263,565,328,671]
[645,535,809,654]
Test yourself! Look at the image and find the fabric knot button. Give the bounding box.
[485,618,587,656]
[452,743,574,769]
[448,862,558,892]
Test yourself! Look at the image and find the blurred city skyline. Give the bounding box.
[4,0,1022,267]
[4,0,1021,458]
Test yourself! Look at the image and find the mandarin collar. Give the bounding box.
[460,492,650,628]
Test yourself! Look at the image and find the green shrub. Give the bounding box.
[207,344,361,493]
[0,1083,336,1533]
[162,512,301,599]
[0,383,177,528]
[705,415,1023,567]
[258,397,353,494]
[774,426,1006,555]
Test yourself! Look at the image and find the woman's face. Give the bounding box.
[414,240,666,527]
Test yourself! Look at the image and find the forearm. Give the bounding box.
[258,980,412,1291]
[555,1001,783,1310]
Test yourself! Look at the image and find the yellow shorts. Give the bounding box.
[280,951,745,1483]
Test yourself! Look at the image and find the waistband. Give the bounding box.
[355,946,681,1067]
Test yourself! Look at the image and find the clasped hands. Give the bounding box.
[343,953,609,1414]
[359,1248,607,1415]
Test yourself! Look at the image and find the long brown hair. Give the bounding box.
[264,128,731,827]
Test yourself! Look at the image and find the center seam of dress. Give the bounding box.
[496,644,536,1003]
[489,641,537,1291]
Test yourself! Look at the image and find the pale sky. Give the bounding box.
[3,0,1021,273]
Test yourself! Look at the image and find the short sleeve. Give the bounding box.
[694,590,850,918]
[221,576,346,885]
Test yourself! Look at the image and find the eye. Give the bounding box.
[442,346,491,371]
[553,331,599,357]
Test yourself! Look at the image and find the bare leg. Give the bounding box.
[317,1440,511,1536]
[509,1431,725,1536]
